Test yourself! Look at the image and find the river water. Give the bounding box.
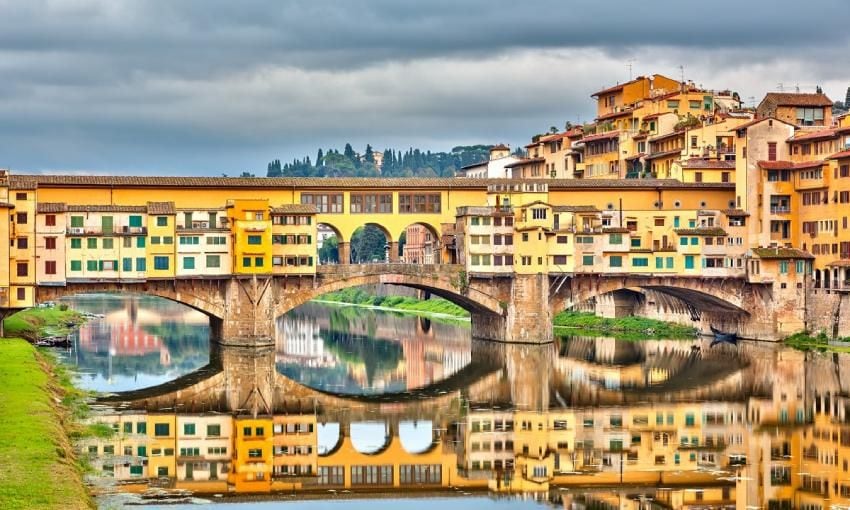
[55,294,850,509]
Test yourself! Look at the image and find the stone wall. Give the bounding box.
[805,289,850,338]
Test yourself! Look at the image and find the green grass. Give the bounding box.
[0,339,92,509]
[553,311,697,339]
[783,331,850,353]
[4,306,86,341]
[317,287,469,317]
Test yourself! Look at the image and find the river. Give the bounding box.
[55,294,850,509]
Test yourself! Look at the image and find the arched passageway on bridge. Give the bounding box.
[316,222,343,265]
[350,421,392,454]
[398,420,438,454]
[398,222,442,264]
[350,224,393,263]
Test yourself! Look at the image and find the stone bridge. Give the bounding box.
[36,264,790,343]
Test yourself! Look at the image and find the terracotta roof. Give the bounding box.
[760,92,833,108]
[648,130,684,143]
[733,117,798,132]
[641,112,675,121]
[147,202,175,215]
[580,131,620,143]
[758,160,824,170]
[36,203,67,213]
[270,204,317,214]
[0,202,14,209]
[631,133,648,140]
[828,150,850,160]
[591,79,637,97]
[67,204,148,213]
[722,209,749,217]
[681,159,736,169]
[564,127,584,138]
[460,160,488,170]
[674,227,727,236]
[751,247,814,259]
[602,227,630,233]
[788,128,839,142]
[490,144,510,151]
[625,153,646,161]
[826,260,850,267]
[504,157,544,168]
[644,149,683,161]
[539,133,566,143]
[596,109,634,121]
[552,205,600,213]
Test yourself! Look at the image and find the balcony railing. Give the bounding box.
[770,206,791,214]
[66,226,147,236]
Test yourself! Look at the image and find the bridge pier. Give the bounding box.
[471,273,553,344]
[338,241,350,264]
[217,276,275,347]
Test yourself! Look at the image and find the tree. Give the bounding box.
[364,144,374,163]
[317,235,339,264]
[316,149,324,167]
[350,225,387,263]
[240,171,255,177]
[549,126,559,134]
[845,86,850,108]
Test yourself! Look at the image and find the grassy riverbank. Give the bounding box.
[0,339,92,509]
[318,288,469,317]
[783,331,850,353]
[553,311,697,339]
[3,305,86,341]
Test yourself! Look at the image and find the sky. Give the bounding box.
[1,0,849,176]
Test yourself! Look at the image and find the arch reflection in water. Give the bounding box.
[76,309,850,510]
[275,302,472,395]
[59,294,211,392]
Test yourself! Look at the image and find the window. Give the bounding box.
[70,216,83,228]
[16,262,27,277]
[102,238,113,249]
[768,142,777,161]
[350,193,393,213]
[44,261,56,275]
[351,465,393,485]
[247,235,262,245]
[400,465,441,485]
[248,449,263,458]
[136,258,146,271]
[15,192,27,200]
[685,256,695,269]
[70,238,81,249]
[163,236,173,245]
[399,193,441,213]
[136,237,146,248]
[15,212,27,224]
[689,100,700,109]
[532,208,547,220]
[255,257,264,267]
[154,423,170,437]
[301,193,343,213]
[206,255,220,268]
[16,237,27,249]
[45,214,56,226]
[582,255,594,266]
[156,216,168,226]
[123,258,132,272]
[318,466,344,485]
[779,260,788,274]
[632,257,649,267]
[207,424,221,437]
[243,257,251,267]
[609,256,622,267]
[87,238,97,249]
[86,260,97,271]
[183,257,195,270]
[609,233,622,244]
[154,256,169,270]
[183,423,196,435]
[207,236,226,245]
[70,260,81,272]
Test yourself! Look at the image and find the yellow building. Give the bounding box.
[145,202,177,279]
[270,204,317,275]
[228,199,273,275]
[148,413,177,478]
[230,417,274,492]
[175,207,231,277]
[9,180,36,307]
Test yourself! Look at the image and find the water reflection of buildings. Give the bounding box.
[80,336,850,509]
[276,303,471,392]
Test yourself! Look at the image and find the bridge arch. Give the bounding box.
[398,221,442,264]
[35,280,227,319]
[277,264,505,320]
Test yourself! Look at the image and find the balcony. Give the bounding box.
[119,226,147,235]
[66,227,103,236]
[769,206,791,214]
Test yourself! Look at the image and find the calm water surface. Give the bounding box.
[55,294,850,509]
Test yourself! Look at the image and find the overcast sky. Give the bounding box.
[1,0,849,176]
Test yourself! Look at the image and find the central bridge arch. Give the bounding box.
[276,264,506,320]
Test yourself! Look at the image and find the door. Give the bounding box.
[186,462,194,480]
[101,216,113,235]
[209,461,218,480]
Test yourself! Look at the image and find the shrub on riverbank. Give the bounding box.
[0,339,93,509]
[553,311,696,339]
[318,288,469,317]
[784,331,850,352]
[4,306,85,341]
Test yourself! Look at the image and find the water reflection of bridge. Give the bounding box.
[83,336,850,509]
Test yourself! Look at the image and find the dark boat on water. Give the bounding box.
[710,325,738,346]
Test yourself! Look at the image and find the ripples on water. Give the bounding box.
[54,294,850,509]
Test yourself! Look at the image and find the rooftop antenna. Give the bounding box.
[679,65,685,91]
[795,83,800,93]
[626,59,636,80]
